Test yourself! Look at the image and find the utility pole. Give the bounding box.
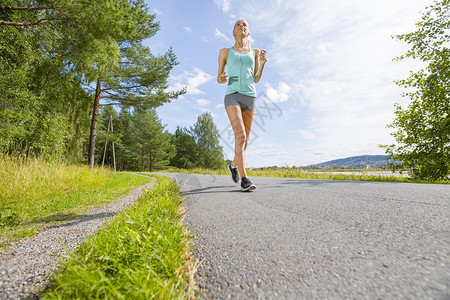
[101,115,116,171]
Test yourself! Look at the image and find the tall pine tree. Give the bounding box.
[116,107,139,171]
[170,126,201,169]
[89,43,184,167]
[190,112,224,169]
[133,109,175,171]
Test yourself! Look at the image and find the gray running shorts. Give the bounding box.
[224,92,256,112]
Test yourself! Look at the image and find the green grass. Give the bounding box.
[0,155,152,247]
[161,167,448,184]
[42,175,194,299]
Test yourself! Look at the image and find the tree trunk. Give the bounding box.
[111,115,116,171]
[88,77,102,168]
[149,154,153,172]
[101,115,111,168]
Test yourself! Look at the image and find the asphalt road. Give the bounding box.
[157,173,449,299]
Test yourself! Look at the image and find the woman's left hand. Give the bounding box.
[259,50,267,65]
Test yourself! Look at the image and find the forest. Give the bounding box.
[0,0,225,171]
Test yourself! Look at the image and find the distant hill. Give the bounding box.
[307,155,397,169]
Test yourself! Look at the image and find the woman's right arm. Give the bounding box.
[217,48,229,84]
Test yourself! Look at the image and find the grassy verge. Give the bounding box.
[0,155,152,247]
[161,167,448,184]
[42,175,194,299]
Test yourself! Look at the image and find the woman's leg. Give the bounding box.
[225,105,247,178]
[242,110,255,151]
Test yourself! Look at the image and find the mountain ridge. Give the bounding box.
[307,155,396,169]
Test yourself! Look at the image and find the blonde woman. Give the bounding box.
[217,19,267,191]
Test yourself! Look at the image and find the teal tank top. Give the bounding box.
[225,47,256,97]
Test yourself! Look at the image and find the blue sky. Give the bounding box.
[143,0,431,168]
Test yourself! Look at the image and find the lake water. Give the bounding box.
[305,171,409,178]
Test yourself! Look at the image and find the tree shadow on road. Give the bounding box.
[181,185,241,196]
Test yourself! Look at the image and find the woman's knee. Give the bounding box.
[235,131,247,146]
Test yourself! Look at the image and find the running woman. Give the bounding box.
[217,18,267,191]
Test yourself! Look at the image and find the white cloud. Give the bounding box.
[244,142,292,167]
[214,0,230,12]
[235,0,432,164]
[298,129,316,141]
[197,99,210,106]
[264,81,291,103]
[214,28,232,42]
[152,8,162,16]
[183,26,192,33]
[168,67,214,97]
[186,69,214,94]
[199,108,217,118]
[286,108,301,114]
[247,143,286,157]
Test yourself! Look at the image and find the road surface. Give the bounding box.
[157,173,449,299]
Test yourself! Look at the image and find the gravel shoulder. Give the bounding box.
[0,178,155,299]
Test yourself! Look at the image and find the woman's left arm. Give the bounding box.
[254,48,267,83]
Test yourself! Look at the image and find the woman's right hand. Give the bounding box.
[217,72,228,84]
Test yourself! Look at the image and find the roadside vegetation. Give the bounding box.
[381,0,449,181]
[42,175,194,299]
[0,155,152,248]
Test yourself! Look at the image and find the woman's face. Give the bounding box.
[233,19,250,37]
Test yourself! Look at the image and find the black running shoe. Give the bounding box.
[227,163,239,183]
[241,177,256,192]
